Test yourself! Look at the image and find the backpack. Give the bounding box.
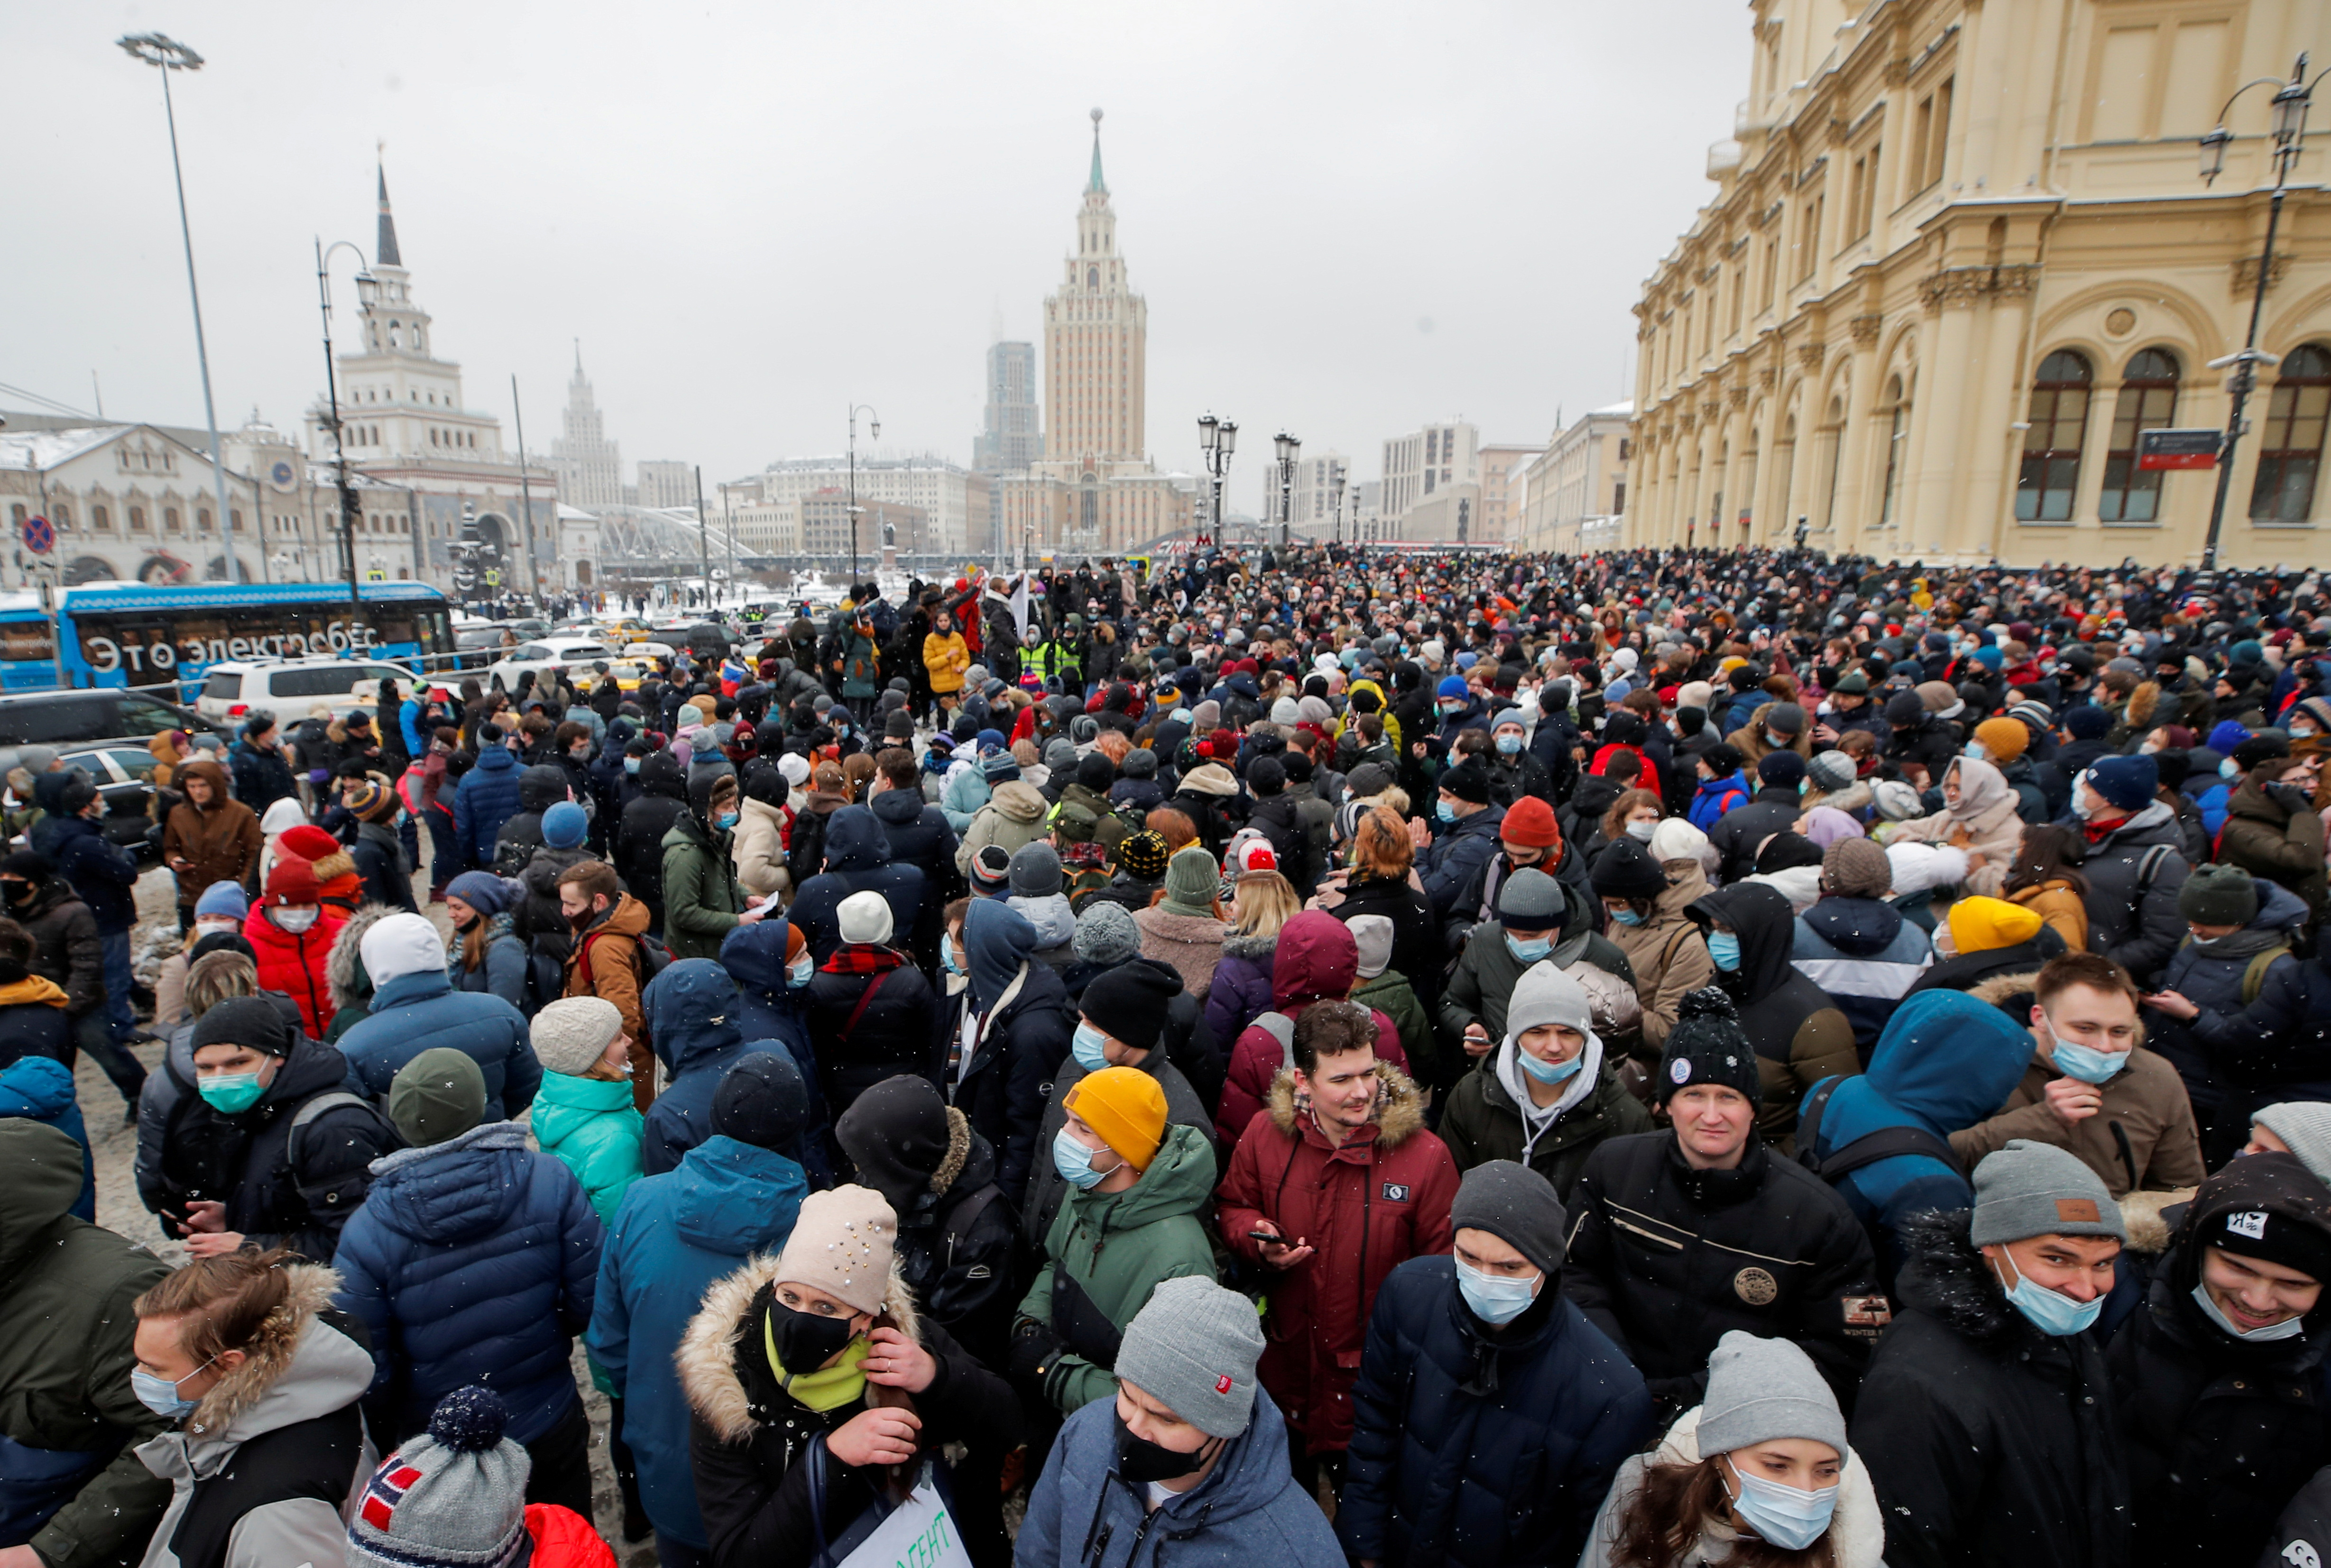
[1795,1076,1967,1184]
[284,1091,400,1212]
[576,924,673,997]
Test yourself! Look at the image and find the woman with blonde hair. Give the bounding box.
[1207,867,1299,1044]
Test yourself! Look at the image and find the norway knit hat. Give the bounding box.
[346,1385,529,1568]
[1009,841,1064,898]
[389,1048,487,1148]
[1114,1276,1266,1440]
[1947,895,2043,955]
[773,1185,896,1317]
[837,890,894,945]
[1080,958,1182,1052]
[1164,846,1220,909]
[1064,1064,1168,1171]
[2083,754,2158,814]
[362,912,446,986]
[969,844,1014,896]
[541,801,588,850]
[529,996,622,1077]
[194,881,249,921]
[2254,1102,2331,1187]
[1501,795,1561,849]
[1656,988,1760,1107]
[1073,900,1142,966]
[190,995,293,1060]
[711,1051,810,1151]
[2179,863,2259,928]
[1970,1138,2126,1246]
[1496,867,1566,929]
[1822,837,1893,899]
[1590,838,1668,901]
[1449,1159,1566,1276]
[1695,1331,1848,1461]
[1806,750,1856,794]
[1348,914,1396,980]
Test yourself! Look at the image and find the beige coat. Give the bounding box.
[731,797,789,899]
[1887,756,2025,897]
[1606,892,1715,1055]
[1132,907,1227,1000]
[953,780,1050,877]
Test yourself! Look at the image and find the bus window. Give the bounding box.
[0,623,55,663]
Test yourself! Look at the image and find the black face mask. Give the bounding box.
[568,905,600,935]
[2,880,32,907]
[767,1298,859,1376]
[1114,1408,1218,1485]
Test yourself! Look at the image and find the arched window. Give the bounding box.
[2015,349,2092,521]
[2100,348,2180,522]
[1087,266,1099,289]
[129,506,148,532]
[92,506,110,531]
[1879,375,1911,527]
[164,507,182,532]
[1819,395,1846,534]
[2250,343,2331,523]
[51,504,69,530]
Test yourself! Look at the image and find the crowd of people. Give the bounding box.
[4,541,2331,1568]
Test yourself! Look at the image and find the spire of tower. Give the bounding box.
[573,339,584,378]
[1087,107,1106,194]
[376,158,402,267]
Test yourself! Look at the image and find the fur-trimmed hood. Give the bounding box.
[1220,930,1279,963]
[1264,1060,1427,1149]
[678,1252,922,1445]
[1964,968,2043,1014]
[1892,1208,2033,1358]
[141,1264,374,1466]
[326,902,401,1012]
[2119,1186,2196,1256]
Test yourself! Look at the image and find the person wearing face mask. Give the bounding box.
[1684,882,1859,1153]
[661,771,762,963]
[2136,865,2307,1153]
[1414,760,1506,923]
[0,1120,174,1568]
[548,859,652,1096]
[2218,751,2329,930]
[1852,1139,2134,1568]
[1441,868,1639,1073]
[1340,1160,1654,1568]
[1594,836,1715,1061]
[1008,1065,1218,1417]
[1950,952,2204,1199]
[1566,989,1879,1421]
[151,883,251,1033]
[1017,1275,1345,1568]
[678,1183,1018,1568]
[2066,753,2193,988]
[1482,708,1552,811]
[237,857,345,1040]
[1585,1330,1883,1568]
[2103,1152,2331,1567]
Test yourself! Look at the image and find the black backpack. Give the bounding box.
[1795,1076,1967,1184]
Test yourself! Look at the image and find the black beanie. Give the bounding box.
[1080,958,1184,1051]
[189,931,257,964]
[1441,759,1492,805]
[1076,752,1115,793]
[1590,837,1668,901]
[833,1074,956,1217]
[1249,756,1286,797]
[1656,988,1760,1106]
[190,995,294,1059]
[710,1051,809,1152]
[1449,1159,1566,1275]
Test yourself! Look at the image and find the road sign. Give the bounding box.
[2138,428,2222,471]
[20,516,53,556]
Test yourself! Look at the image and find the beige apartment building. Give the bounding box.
[1520,403,1633,554]
[1627,0,2331,569]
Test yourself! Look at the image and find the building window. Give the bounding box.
[7,505,21,528]
[197,507,212,532]
[51,504,69,529]
[2250,343,2331,523]
[2100,348,2181,522]
[2015,350,2093,521]
[164,507,182,532]
[130,506,148,532]
[93,505,111,531]
[1908,77,1953,196]
[1879,376,1911,527]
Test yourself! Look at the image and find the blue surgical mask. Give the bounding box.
[197,1072,267,1115]
[787,955,813,989]
[1052,1128,1107,1190]
[715,810,740,831]
[2190,1276,2308,1342]
[1725,1461,1839,1552]
[625,757,641,775]
[1455,1257,1540,1325]
[1611,906,1647,926]
[1495,733,1522,755]
[132,1358,215,1421]
[1996,1251,2104,1337]
[1504,932,1553,963]
[941,936,963,976]
[1072,1021,1111,1073]
[1706,930,1742,971]
[2220,758,2242,780]
[2044,1023,2127,1085]
[1436,798,1458,824]
[1516,1044,1585,1086]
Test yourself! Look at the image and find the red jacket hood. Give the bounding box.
[1270,910,1358,1012]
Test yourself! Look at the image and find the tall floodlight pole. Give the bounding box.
[848,404,881,586]
[120,32,240,580]
[314,239,377,615]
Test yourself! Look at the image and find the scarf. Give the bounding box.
[763,1309,870,1413]
[822,943,906,977]
[1495,1030,1604,1165]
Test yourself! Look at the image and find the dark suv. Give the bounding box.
[0,688,223,775]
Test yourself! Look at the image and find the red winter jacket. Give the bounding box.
[240,905,346,1039]
[1215,1063,1456,1451]
[1216,910,1408,1144]
[525,1503,616,1567]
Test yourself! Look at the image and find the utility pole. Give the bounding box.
[692,464,711,609]
[511,374,541,606]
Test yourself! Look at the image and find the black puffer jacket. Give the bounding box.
[2105,1152,2331,1568]
[1562,1130,1879,1416]
[1851,1209,2132,1568]
[804,952,938,1122]
[2078,799,2193,986]
[617,751,691,915]
[934,960,1075,1212]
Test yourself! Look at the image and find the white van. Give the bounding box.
[194,657,423,722]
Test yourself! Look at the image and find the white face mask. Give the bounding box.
[271,906,320,933]
[1625,819,1658,843]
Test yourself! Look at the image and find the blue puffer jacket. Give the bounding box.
[1687,770,1751,831]
[451,745,524,869]
[1018,1383,1345,1568]
[638,959,790,1177]
[586,1135,807,1552]
[332,1122,602,1446]
[940,762,991,835]
[785,806,928,966]
[1800,989,2034,1282]
[719,921,831,1182]
[1337,1256,1653,1568]
[0,1054,92,1221]
[337,967,541,1121]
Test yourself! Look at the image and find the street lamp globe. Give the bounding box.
[2273,77,2311,144]
[1274,431,1297,465]
[2199,123,2232,183]
[1219,421,1237,456]
[1198,413,1219,451]
[355,271,381,308]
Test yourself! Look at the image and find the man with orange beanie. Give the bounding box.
[1463,792,1582,929]
[1007,1065,1218,1415]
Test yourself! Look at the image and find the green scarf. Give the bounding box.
[764,1311,870,1413]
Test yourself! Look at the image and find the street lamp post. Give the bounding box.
[2197,53,2325,571]
[1330,470,1347,548]
[1273,432,1300,550]
[848,404,880,587]
[120,32,240,582]
[313,238,378,616]
[1196,414,1236,546]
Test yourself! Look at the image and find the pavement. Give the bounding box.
[86,842,657,1564]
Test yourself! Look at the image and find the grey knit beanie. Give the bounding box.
[1009,841,1064,899]
[528,996,622,1077]
[2254,1102,2331,1187]
[1073,900,1142,966]
[1347,914,1395,981]
[1970,1139,2126,1246]
[2178,863,2259,928]
[1449,1160,1565,1275]
[1694,1331,1848,1460]
[1114,1276,1265,1440]
[346,1385,530,1568]
[1502,961,1595,1047]
[1494,867,1566,929]
[1806,749,1856,794]
[1044,737,1078,775]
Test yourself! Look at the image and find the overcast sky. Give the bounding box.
[5,2,1746,515]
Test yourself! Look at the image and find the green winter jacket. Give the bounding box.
[1018,1120,1219,1414]
[1437,1048,1652,1204]
[0,1121,172,1568]
[530,1071,645,1229]
[1438,911,1636,1053]
[1354,969,1443,1091]
[661,810,747,961]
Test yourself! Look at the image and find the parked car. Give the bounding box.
[56,745,178,856]
[0,688,223,779]
[194,657,423,723]
[480,635,616,693]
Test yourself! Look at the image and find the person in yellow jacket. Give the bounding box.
[922,606,971,724]
[1340,676,1402,756]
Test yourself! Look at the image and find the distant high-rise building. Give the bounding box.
[974,341,1042,472]
[636,459,695,511]
[551,346,623,511]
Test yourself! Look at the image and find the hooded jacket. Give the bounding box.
[1437,889,1640,1057]
[938,760,992,836]
[562,891,654,1091]
[47,811,139,935]
[1339,1254,1652,1568]
[1890,756,2027,898]
[804,936,938,1123]
[2077,799,2193,986]
[0,1121,172,1568]
[0,998,88,1216]
[1686,768,1752,832]
[1704,784,1803,886]
[1203,930,1278,1060]
[2186,923,2331,1102]
[2146,877,2311,1116]
[867,783,960,927]
[15,875,103,1017]
[1563,1130,1879,1415]
[2105,1152,2331,1568]
[2220,774,2330,926]
[1217,914,1415,1143]
[663,805,750,963]
[641,959,795,1177]
[1018,1121,1219,1413]
[1852,1209,2132,1568]
[952,779,1050,878]
[1023,1036,1216,1250]
[1790,894,1937,1057]
[787,807,927,966]
[1686,883,1859,1150]
[163,760,263,906]
[239,905,345,1040]
[532,1068,645,1229]
[940,899,1075,1207]
[617,751,691,912]
[1437,1037,1653,1204]
[332,1122,602,1448]
[130,1264,374,1568]
[588,1135,808,1551]
[450,743,524,868]
[1215,1064,1458,1450]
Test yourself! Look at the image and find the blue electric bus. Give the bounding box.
[0,581,456,694]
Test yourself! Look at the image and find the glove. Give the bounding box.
[1006,1317,1064,1383]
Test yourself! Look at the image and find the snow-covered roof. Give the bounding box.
[0,425,123,470]
[1590,400,1636,418]
[556,503,598,521]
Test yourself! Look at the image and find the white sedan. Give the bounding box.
[480,635,616,693]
